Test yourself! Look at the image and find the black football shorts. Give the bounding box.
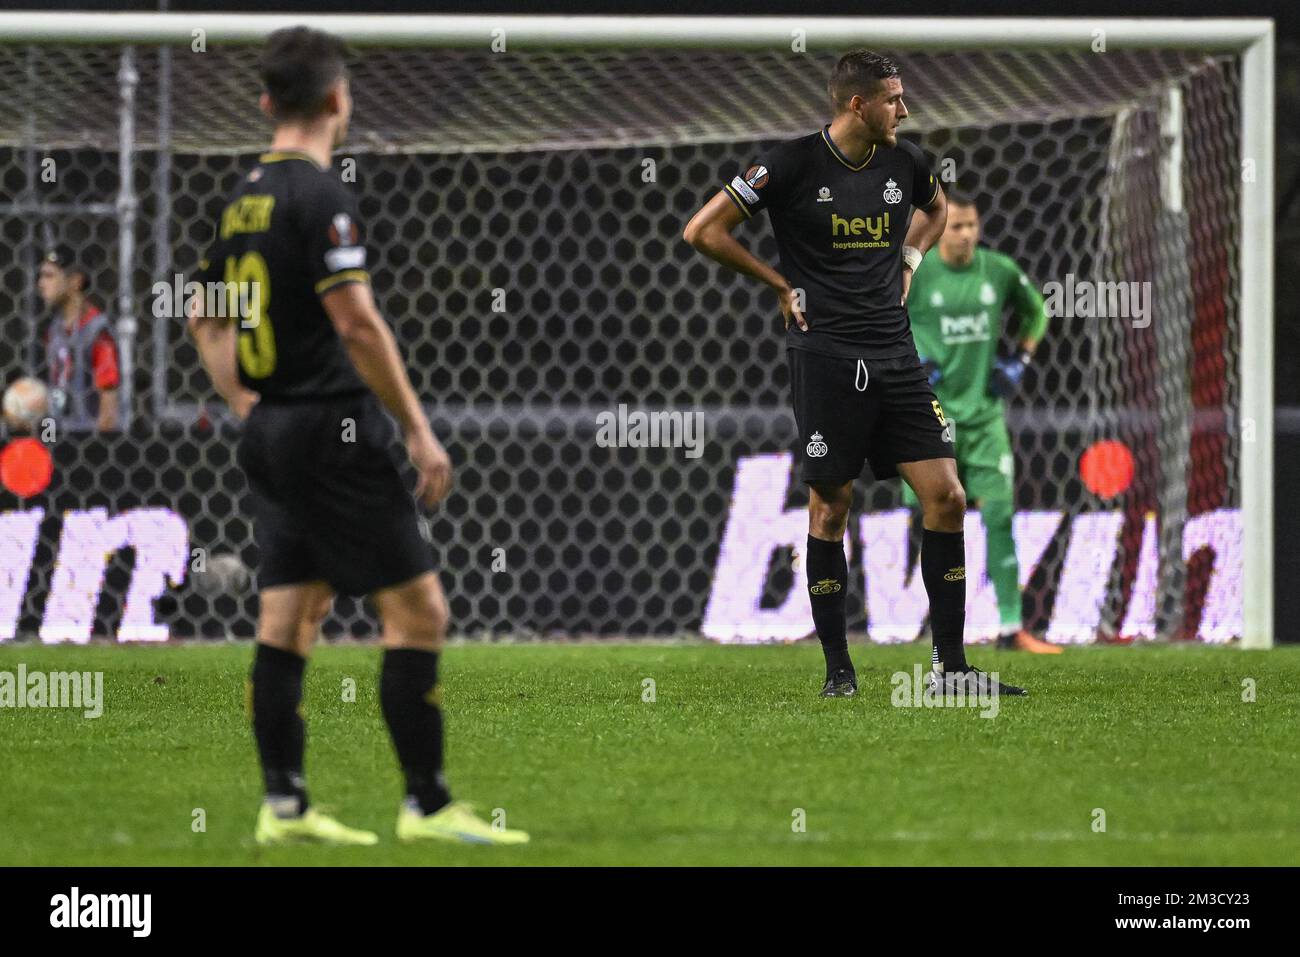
[787,346,954,485]
[237,392,435,596]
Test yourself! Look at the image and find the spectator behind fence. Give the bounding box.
[38,245,120,433]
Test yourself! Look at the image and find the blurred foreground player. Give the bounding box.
[685,51,1025,698]
[906,193,1060,654]
[188,26,527,846]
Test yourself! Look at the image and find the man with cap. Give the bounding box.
[38,245,121,432]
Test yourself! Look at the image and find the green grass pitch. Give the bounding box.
[1,641,1297,866]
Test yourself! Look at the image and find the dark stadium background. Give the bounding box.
[8,0,1297,641]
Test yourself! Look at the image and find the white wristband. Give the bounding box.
[902,245,923,272]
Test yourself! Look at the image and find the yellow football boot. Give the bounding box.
[254,804,379,846]
[397,801,530,846]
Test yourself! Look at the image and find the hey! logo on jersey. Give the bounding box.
[806,431,828,458]
[939,311,992,343]
[831,212,891,246]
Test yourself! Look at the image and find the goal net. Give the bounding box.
[0,15,1273,646]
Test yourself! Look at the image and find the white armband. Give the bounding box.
[902,245,924,272]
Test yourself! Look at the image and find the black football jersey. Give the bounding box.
[722,128,941,359]
[194,149,370,400]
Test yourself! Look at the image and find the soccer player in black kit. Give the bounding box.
[187,27,527,845]
[685,51,1024,699]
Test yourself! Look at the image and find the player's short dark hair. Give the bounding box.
[828,50,901,110]
[259,26,350,122]
[945,190,980,212]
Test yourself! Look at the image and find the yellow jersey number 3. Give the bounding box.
[225,251,275,378]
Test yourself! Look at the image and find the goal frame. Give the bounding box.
[0,13,1274,648]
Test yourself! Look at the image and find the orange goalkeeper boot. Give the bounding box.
[997,629,1063,654]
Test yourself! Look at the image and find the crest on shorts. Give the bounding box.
[806,431,828,458]
[883,178,903,205]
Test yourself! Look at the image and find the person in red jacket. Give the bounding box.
[38,245,120,432]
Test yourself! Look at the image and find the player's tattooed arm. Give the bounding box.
[901,187,948,305]
[683,191,808,332]
[320,282,452,507]
[186,294,260,420]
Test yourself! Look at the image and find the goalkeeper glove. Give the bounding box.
[918,355,943,389]
[988,349,1032,399]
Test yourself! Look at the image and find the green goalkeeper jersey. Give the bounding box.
[907,245,1047,428]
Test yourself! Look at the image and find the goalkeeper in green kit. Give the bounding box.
[904,192,1061,654]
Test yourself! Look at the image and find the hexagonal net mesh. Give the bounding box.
[0,40,1242,642]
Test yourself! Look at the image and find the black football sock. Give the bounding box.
[805,535,853,676]
[381,648,452,815]
[250,643,309,815]
[921,528,969,671]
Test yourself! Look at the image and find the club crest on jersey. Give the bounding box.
[328,212,357,246]
[883,178,903,205]
[980,281,997,305]
[816,186,834,203]
[806,431,828,458]
[744,165,769,190]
